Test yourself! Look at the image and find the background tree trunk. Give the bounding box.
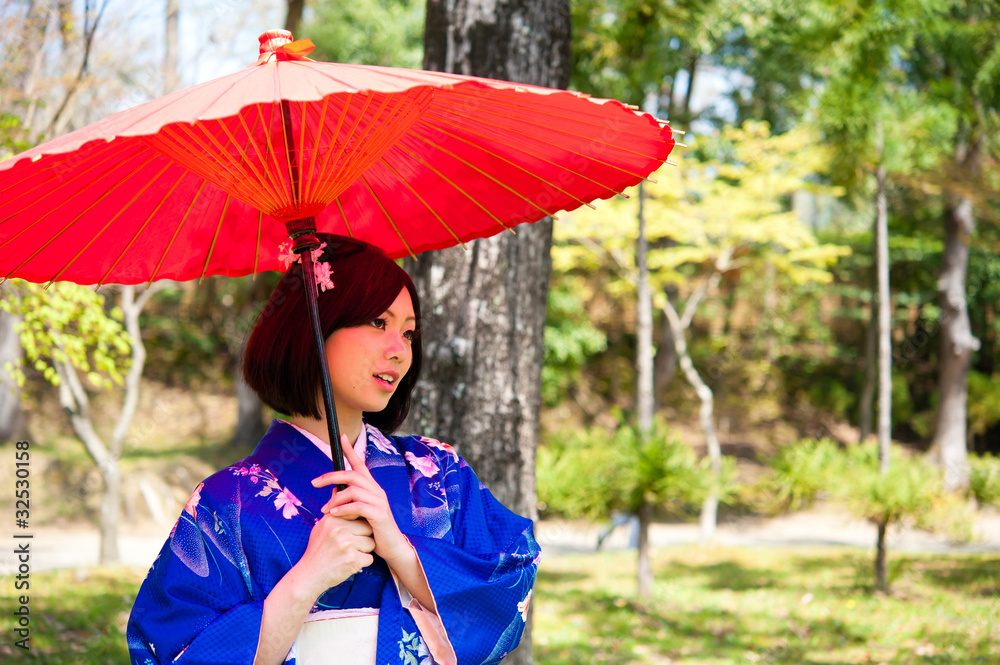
[636,501,653,597]
[931,130,982,491]
[0,308,25,442]
[163,0,180,94]
[875,520,888,592]
[859,270,877,443]
[636,182,654,432]
[409,3,570,662]
[284,0,306,34]
[875,139,891,473]
[232,343,267,449]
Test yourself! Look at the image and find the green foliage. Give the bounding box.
[305,0,425,68]
[538,419,725,519]
[542,277,607,406]
[764,438,842,514]
[1,281,131,388]
[0,111,31,155]
[969,454,1000,507]
[967,371,1000,439]
[838,444,941,530]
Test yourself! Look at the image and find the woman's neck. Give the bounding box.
[289,407,363,445]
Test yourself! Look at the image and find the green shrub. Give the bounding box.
[838,444,940,528]
[764,438,843,514]
[537,419,726,520]
[969,453,1000,507]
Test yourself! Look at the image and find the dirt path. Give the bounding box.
[2,506,998,574]
[535,505,1000,555]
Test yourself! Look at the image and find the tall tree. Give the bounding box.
[406,2,570,661]
[911,1,1000,491]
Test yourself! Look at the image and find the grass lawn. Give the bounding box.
[1,547,997,663]
[535,546,1000,664]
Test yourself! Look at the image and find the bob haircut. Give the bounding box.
[242,234,421,434]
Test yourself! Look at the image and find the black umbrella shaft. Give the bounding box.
[299,245,346,476]
[280,97,346,480]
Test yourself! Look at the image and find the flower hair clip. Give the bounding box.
[278,241,334,293]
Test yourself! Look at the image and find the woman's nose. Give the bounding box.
[384,332,407,360]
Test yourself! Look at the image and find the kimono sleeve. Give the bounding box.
[127,479,264,665]
[405,452,540,665]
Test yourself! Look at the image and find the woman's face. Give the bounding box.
[324,287,415,422]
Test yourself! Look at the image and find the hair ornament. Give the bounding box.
[278,241,335,292]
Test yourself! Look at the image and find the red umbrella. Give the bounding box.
[0,29,677,467]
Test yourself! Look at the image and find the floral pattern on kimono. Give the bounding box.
[127,420,540,665]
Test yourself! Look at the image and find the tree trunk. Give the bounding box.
[284,0,306,34]
[875,519,888,593]
[859,278,877,443]
[875,139,891,474]
[930,131,982,492]
[0,308,25,442]
[636,182,654,433]
[653,298,677,404]
[163,0,180,94]
[636,501,653,598]
[232,344,267,449]
[53,285,160,564]
[99,458,121,563]
[659,264,725,542]
[413,6,570,661]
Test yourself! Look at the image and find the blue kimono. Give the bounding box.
[127,420,540,665]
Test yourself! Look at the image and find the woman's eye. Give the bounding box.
[403,330,415,341]
[370,318,387,330]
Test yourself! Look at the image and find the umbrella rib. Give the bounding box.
[333,92,420,191]
[445,89,673,146]
[285,60,364,90]
[255,102,292,210]
[253,209,263,279]
[2,155,160,280]
[406,133,561,221]
[418,120,597,210]
[318,93,378,203]
[328,62,473,87]
[164,123,275,212]
[209,112,286,206]
[234,110,289,207]
[422,112,614,196]
[392,142,513,234]
[0,141,136,218]
[335,198,353,238]
[357,175,415,259]
[200,194,233,282]
[96,170,191,286]
[275,70,301,207]
[440,93,670,165]
[425,106,656,183]
[147,179,211,285]
[376,158,467,250]
[300,96,328,204]
[310,96,352,205]
[50,160,172,284]
[114,64,262,135]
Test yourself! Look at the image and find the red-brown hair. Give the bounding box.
[242,234,421,433]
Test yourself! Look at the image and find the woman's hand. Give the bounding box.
[293,513,375,598]
[311,434,410,567]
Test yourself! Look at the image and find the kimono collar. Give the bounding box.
[278,419,367,468]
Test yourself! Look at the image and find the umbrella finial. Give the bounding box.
[257,30,315,64]
[259,30,294,55]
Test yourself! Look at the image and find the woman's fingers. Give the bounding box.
[340,433,372,477]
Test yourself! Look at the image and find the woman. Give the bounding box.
[127,235,540,665]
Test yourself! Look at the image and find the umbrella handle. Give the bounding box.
[293,230,347,483]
